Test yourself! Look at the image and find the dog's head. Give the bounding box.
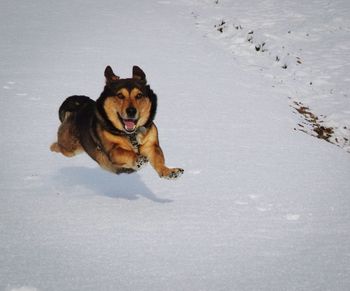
[96,65,157,134]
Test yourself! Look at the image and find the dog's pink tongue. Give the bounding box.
[124,120,136,131]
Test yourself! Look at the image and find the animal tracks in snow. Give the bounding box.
[2,81,31,99]
[191,1,350,153]
[6,286,40,291]
[285,214,301,221]
[235,194,274,213]
[3,81,16,90]
[234,194,302,221]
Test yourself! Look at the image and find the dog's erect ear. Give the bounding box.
[104,66,120,83]
[132,66,146,83]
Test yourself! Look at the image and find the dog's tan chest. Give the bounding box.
[101,128,151,153]
[101,130,133,151]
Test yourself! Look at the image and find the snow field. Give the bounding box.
[1,0,350,290]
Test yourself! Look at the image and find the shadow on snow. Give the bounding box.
[53,166,173,203]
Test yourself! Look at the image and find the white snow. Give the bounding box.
[1,0,350,290]
[189,0,350,151]
[5,287,38,291]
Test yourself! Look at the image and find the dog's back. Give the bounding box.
[58,95,94,122]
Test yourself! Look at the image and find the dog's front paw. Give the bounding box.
[161,168,184,180]
[135,155,149,170]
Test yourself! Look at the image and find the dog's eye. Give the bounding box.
[136,93,144,100]
[116,93,125,100]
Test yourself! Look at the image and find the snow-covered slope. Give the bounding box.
[1,1,349,290]
[189,0,350,152]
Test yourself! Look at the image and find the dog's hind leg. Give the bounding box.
[50,139,83,157]
[51,95,94,158]
[50,141,82,157]
[50,117,83,157]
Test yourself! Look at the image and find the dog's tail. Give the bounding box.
[58,95,95,122]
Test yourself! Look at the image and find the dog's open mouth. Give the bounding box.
[123,119,137,131]
[122,118,138,133]
[117,113,138,133]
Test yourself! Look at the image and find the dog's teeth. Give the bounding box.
[124,119,136,131]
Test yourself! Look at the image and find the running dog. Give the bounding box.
[51,65,184,179]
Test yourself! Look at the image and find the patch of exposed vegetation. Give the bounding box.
[292,101,350,152]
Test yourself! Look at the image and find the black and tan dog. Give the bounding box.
[51,65,183,179]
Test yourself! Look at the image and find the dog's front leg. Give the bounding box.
[139,125,183,179]
[140,143,183,179]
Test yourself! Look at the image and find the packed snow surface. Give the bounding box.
[1,0,350,290]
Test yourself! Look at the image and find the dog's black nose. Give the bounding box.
[126,106,137,118]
